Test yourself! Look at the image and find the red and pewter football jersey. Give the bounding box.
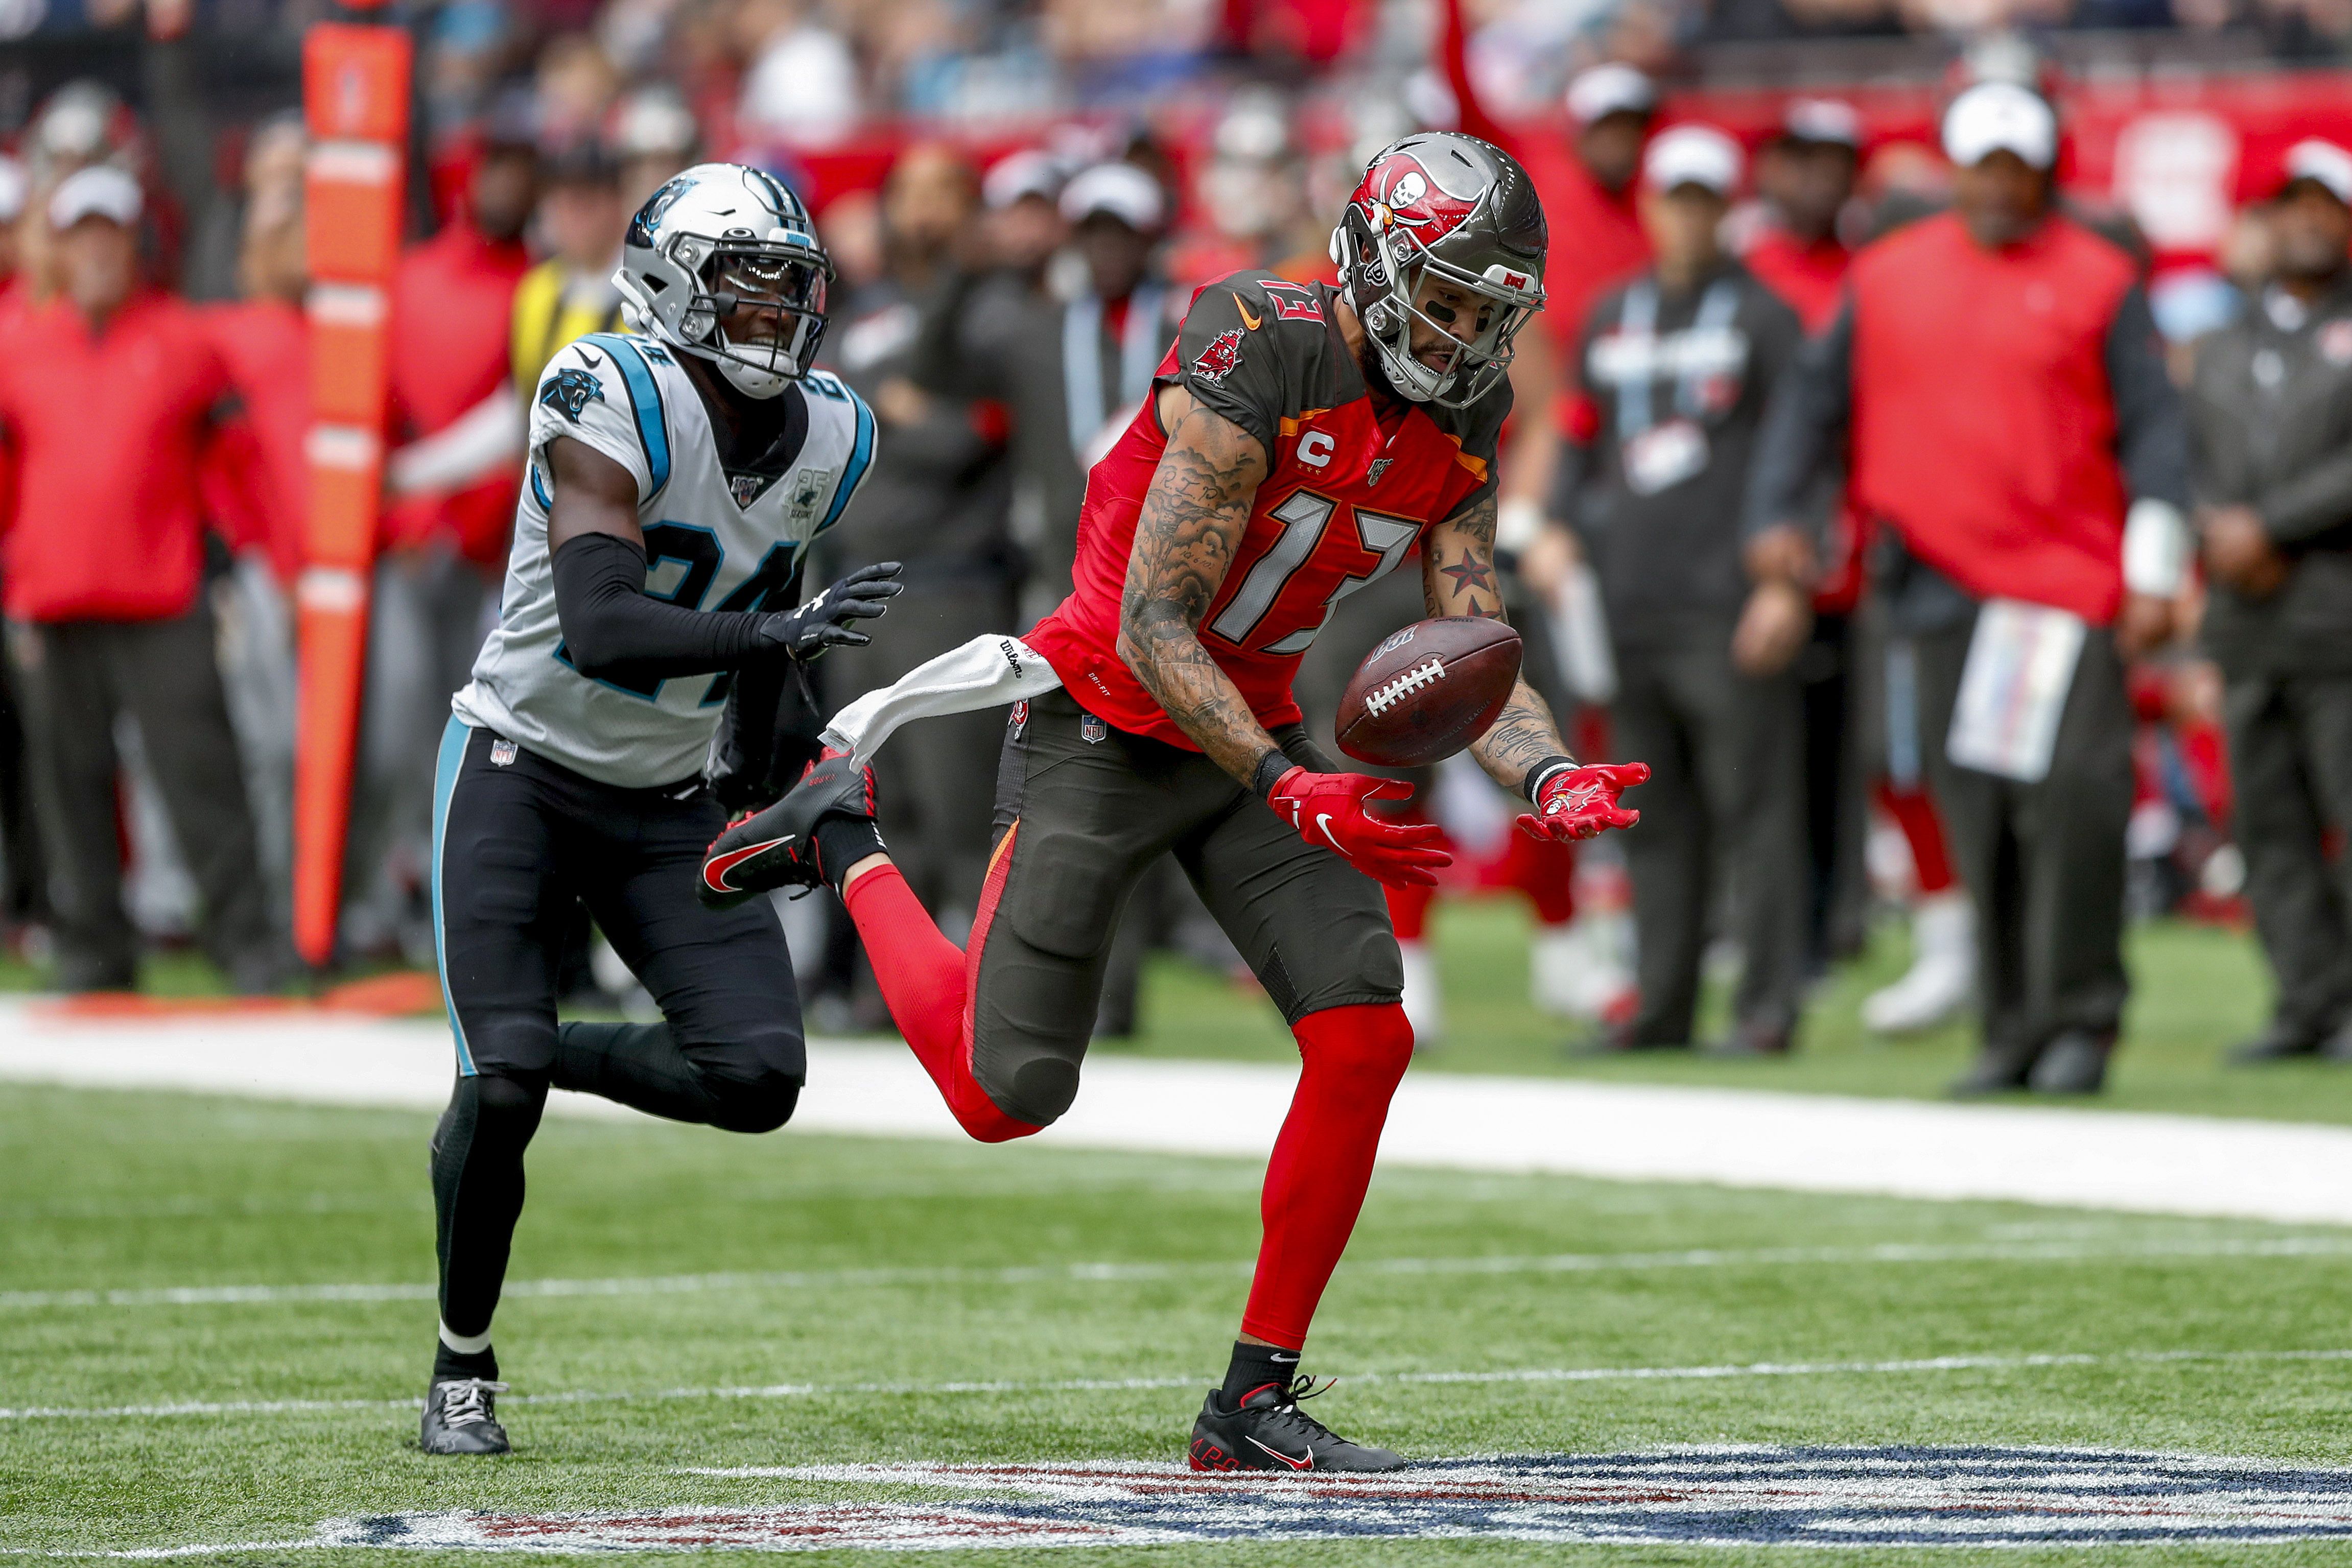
[1024,273,1509,750]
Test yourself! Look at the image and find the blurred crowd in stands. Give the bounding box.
[4,0,2352,1092]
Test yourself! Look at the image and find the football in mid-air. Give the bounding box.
[1335,616,1522,767]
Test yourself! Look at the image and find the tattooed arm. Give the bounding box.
[1116,384,1287,788]
[1422,492,1576,792]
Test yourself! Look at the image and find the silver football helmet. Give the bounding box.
[615,161,833,399]
[1331,133,1546,408]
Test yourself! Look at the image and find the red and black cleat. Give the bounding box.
[1186,1377,1404,1474]
[698,748,878,909]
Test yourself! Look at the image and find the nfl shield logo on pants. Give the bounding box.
[489,740,518,767]
[1009,700,1029,741]
[1080,712,1107,745]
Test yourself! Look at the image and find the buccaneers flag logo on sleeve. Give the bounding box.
[1192,328,1245,383]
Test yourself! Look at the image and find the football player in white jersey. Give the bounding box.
[420,163,900,1455]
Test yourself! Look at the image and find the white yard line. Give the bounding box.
[4,1000,2352,1225]
[11,1233,2352,1314]
[9,1347,2351,1424]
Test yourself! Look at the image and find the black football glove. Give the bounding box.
[752,561,903,660]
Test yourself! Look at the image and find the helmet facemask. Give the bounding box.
[1342,214,1540,408]
[669,236,831,398]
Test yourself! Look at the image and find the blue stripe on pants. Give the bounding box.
[431,716,479,1076]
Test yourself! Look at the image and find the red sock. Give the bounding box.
[1383,882,1435,943]
[840,854,1038,1144]
[1875,780,1955,895]
[1239,1002,1414,1347]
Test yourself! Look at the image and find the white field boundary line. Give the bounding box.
[15,1232,2352,1313]
[10,1346,2352,1424]
[12,1002,2352,1225]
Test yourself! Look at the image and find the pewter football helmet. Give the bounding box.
[615,161,833,399]
[1332,133,1546,408]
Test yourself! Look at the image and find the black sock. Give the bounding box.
[430,1073,546,1383]
[1220,1340,1301,1408]
[814,816,886,892]
[433,1342,499,1384]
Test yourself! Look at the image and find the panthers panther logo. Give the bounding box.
[539,367,604,424]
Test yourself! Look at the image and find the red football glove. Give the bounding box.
[1518,762,1649,842]
[1264,767,1452,888]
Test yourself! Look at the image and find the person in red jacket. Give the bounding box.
[0,167,284,992]
[349,123,536,953]
[1745,83,2192,1097]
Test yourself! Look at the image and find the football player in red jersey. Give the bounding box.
[703,133,1648,1470]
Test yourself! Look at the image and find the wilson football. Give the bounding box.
[1335,616,1522,768]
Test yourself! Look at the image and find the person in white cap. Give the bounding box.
[2186,139,2352,1066]
[0,163,287,993]
[1744,80,2193,1097]
[1555,123,1810,1056]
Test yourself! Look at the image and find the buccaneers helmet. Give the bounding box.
[1331,133,1546,408]
[615,162,833,398]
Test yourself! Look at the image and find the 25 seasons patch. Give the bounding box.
[313,1447,2352,1551]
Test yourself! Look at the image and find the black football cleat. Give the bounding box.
[1187,1376,1404,1473]
[698,748,876,909]
[419,1377,510,1455]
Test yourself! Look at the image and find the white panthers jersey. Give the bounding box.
[454,332,875,788]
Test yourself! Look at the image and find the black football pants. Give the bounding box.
[427,718,805,1350]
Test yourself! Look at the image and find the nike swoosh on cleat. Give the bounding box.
[703,836,793,892]
[1247,1436,1313,1470]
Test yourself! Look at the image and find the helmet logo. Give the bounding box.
[1355,153,1480,247]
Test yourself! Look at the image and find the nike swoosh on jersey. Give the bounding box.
[1232,293,1262,330]
[578,348,603,367]
[1248,1436,1313,1470]
[703,836,793,892]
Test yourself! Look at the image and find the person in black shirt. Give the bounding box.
[1553,125,1807,1056]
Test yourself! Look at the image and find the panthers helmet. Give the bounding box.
[615,162,833,399]
[1331,133,1546,408]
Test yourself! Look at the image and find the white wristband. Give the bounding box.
[2123,498,2190,599]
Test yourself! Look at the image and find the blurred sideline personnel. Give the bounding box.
[1559,127,1807,1055]
[1740,99,1976,1033]
[510,137,629,393]
[1748,83,2192,1096]
[418,164,899,1455]
[353,112,536,953]
[2188,140,2352,1064]
[0,153,48,939]
[702,133,1647,1469]
[0,167,282,992]
[823,144,1007,940]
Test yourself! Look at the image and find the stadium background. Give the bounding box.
[12,0,2352,1556]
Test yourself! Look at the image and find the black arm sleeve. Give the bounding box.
[1740,296,1856,550]
[551,531,768,681]
[2104,283,2192,510]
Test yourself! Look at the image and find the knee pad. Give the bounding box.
[998,1052,1080,1128]
[697,1068,802,1135]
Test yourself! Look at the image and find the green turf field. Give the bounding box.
[9,1079,2352,1565]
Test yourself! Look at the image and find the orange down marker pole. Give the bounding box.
[296,21,410,966]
